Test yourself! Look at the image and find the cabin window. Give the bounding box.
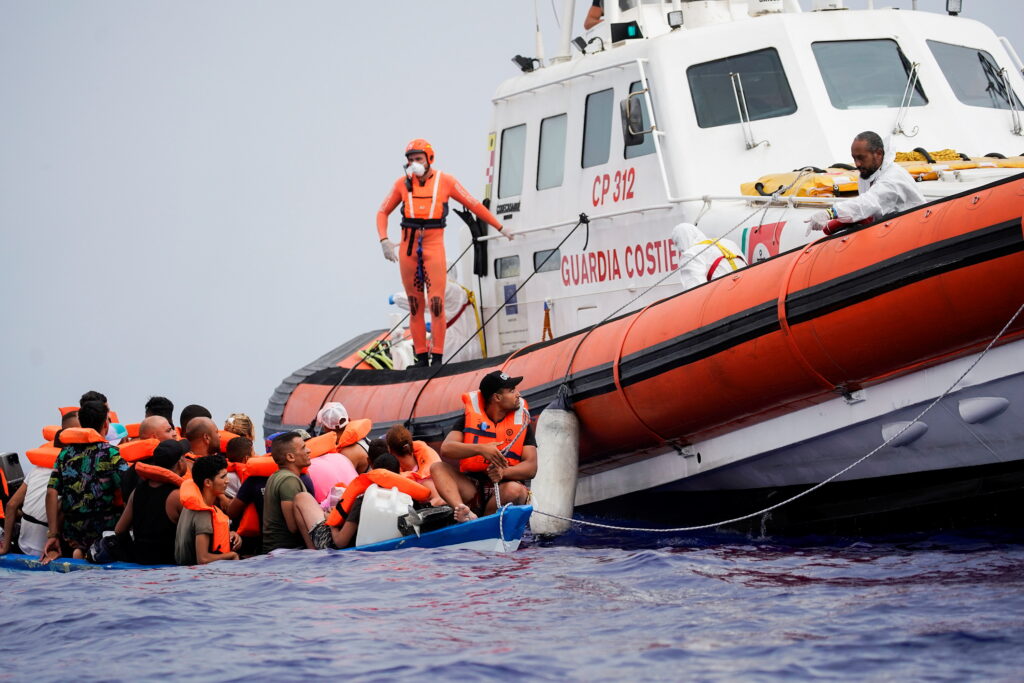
[533,248,561,273]
[495,255,520,279]
[625,81,656,159]
[687,48,796,128]
[927,40,1023,111]
[812,40,927,110]
[582,88,614,168]
[498,124,527,198]
[537,114,567,190]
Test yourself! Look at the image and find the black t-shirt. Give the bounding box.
[449,416,537,448]
[235,473,315,526]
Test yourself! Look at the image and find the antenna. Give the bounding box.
[556,0,576,63]
[534,0,546,66]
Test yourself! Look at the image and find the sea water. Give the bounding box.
[2,527,1023,681]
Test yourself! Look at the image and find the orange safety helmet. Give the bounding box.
[405,138,435,165]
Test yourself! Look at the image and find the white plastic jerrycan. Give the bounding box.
[354,484,414,547]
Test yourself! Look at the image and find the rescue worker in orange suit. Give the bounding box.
[377,139,512,368]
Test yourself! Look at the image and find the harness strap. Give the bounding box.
[696,239,743,281]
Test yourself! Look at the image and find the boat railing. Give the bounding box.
[475,195,840,241]
[892,61,922,139]
[997,68,1023,136]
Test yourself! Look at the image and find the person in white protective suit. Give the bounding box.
[806,130,925,233]
[671,222,747,291]
[391,279,483,367]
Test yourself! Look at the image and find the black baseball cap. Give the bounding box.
[479,370,523,400]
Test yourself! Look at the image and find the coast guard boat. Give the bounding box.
[266,0,1024,533]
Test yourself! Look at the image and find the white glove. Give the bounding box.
[804,209,831,235]
[380,238,398,262]
[500,228,514,241]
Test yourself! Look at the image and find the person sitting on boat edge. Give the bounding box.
[42,400,130,561]
[806,131,925,233]
[376,138,512,368]
[385,424,444,506]
[432,370,537,522]
[0,411,78,559]
[116,439,188,566]
[175,454,240,565]
[262,431,330,552]
[308,402,373,477]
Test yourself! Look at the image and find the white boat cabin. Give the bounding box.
[450,0,1024,358]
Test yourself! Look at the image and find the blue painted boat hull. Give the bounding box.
[0,505,532,572]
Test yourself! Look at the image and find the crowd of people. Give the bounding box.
[0,370,537,566]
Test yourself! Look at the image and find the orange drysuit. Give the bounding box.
[377,169,501,355]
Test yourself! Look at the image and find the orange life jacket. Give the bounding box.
[42,425,60,441]
[58,406,78,417]
[459,392,530,473]
[26,443,61,469]
[226,460,249,483]
[125,423,141,438]
[400,441,441,481]
[119,438,160,463]
[402,170,449,230]
[134,462,184,487]
[325,469,431,527]
[224,460,269,538]
[236,504,262,538]
[57,428,107,445]
[305,432,340,459]
[179,478,231,554]
[244,455,279,478]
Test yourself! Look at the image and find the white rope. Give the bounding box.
[532,300,1024,534]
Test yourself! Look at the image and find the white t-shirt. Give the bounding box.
[18,465,51,557]
[835,160,925,223]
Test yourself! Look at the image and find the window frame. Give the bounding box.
[811,39,928,110]
[926,39,1023,111]
[537,113,568,190]
[582,88,615,168]
[686,47,798,129]
[494,255,521,280]
[533,248,561,273]
[497,123,527,199]
[625,81,656,159]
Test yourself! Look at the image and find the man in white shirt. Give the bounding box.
[807,131,925,232]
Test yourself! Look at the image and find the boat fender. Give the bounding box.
[529,388,579,537]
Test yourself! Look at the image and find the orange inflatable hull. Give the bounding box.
[268,174,1024,465]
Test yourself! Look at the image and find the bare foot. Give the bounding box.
[454,504,478,523]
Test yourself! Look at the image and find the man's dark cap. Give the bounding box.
[479,370,523,400]
[149,439,188,469]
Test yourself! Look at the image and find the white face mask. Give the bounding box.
[406,161,427,178]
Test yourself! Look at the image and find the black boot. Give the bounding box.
[412,352,429,368]
[430,353,443,367]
